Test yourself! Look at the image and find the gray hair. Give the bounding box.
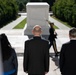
[69,28,76,38]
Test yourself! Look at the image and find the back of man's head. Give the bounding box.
[69,28,76,38]
[32,25,42,36]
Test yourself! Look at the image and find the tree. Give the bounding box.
[52,0,76,27]
[0,0,18,28]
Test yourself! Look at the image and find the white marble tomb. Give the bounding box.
[26,2,49,26]
[24,3,49,39]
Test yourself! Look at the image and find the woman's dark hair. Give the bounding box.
[0,33,12,62]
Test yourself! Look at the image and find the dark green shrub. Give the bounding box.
[52,0,76,27]
[0,0,18,28]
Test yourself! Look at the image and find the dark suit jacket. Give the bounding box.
[59,40,76,75]
[23,36,49,74]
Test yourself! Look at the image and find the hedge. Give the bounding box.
[0,0,18,28]
[52,0,76,27]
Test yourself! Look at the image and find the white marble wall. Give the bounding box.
[26,2,49,27]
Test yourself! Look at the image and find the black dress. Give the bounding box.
[48,27,56,45]
[48,27,59,56]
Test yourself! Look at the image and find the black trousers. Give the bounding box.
[49,40,58,54]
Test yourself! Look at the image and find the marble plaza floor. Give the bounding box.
[0,29,70,75]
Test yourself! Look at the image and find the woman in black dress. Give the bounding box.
[0,33,18,75]
[46,20,59,57]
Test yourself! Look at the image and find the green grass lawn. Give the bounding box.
[51,16,72,28]
[54,25,59,29]
[14,18,27,29]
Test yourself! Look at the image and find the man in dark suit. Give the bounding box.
[23,25,49,75]
[59,28,76,75]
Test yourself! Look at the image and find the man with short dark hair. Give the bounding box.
[59,28,76,75]
[23,25,49,75]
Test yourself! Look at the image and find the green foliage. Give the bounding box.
[16,0,28,11]
[0,0,18,28]
[16,0,56,11]
[72,4,76,26]
[52,0,76,27]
